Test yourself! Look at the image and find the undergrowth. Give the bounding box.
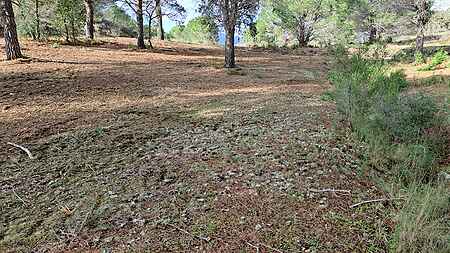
[418,49,449,71]
[328,46,450,252]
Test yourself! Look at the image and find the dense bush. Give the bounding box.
[167,16,218,44]
[419,49,449,71]
[328,50,444,184]
[329,48,449,253]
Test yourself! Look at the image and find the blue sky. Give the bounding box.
[163,0,197,31]
[163,0,450,31]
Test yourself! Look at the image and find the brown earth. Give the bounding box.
[1,38,394,252]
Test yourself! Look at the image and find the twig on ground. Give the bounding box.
[7,142,35,159]
[246,242,260,253]
[166,223,210,242]
[350,197,405,208]
[12,188,27,206]
[309,188,351,194]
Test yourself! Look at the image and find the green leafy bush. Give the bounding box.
[419,49,448,71]
[329,49,449,253]
[328,50,445,185]
[168,16,218,44]
[414,51,425,65]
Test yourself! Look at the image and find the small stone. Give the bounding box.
[255,224,262,231]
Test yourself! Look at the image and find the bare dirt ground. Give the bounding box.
[1,38,393,252]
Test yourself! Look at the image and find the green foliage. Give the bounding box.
[268,0,331,46]
[243,5,285,47]
[100,4,137,37]
[15,0,38,38]
[419,49,449,71]
[414,51,425,65]
[391,183,450,253]
[168,16,218,44]
[329,50,446,185]
[330,49,449,252]
[53,0,85,41]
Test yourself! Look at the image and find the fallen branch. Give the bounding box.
[12,188,27,206]
[7,142,34,159]
[246,242,260,253]
[309,188,351,194]
[350,197,405,208]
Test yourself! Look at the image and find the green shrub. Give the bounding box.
[328,54,408,125]
[371,93,438,143]
[391,183,450,253]
[168,16,218,44]
[419,49,448,71]
[414,51,425,65]
[328,50,445,185]
[393,144,438,183]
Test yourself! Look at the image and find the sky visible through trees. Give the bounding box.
[159,0,450,44]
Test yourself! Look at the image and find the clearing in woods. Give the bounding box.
[1,38,392,252]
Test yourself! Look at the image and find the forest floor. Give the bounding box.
[0,37,445,252]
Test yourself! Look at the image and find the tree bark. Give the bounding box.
[415,0,431,54]
[224,24,236,68]
[64,19,70,43]
[136,0,146,49]
[416,25,424,54]
[368,26,377,44]
[147,16,153,48]
[84,0,94,40]
[296,19,310,47]
[156,0,164,40]
[1,0,23,60]
[35,0,40,40]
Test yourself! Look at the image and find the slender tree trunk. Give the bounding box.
[1,0,23,60]
[224,24,236,68]
[296,20,309,47]
[368,26,377,44]
[136,0,146,49]
[156,0,164,40]
[84,0,94,40]
[64,20,70,43]
[415,0,431,54]
[416,25,425,54]
[70,17,76,43]
[35,0,40,40]
[148,16,153,48]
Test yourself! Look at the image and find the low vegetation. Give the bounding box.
[328,47,450,252]
[419,49,449,71]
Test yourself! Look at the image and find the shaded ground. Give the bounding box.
[1,38,393,252]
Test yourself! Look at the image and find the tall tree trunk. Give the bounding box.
[136,0,146,49]
[70,17,76,43]
[415,0,431,54]
[64,20,70,43]
[84,0,94,40]
[368,25,377,44]
[224,24,235,68]
[148,16,153,48]
[416,25,425,54]
[35,0,40,40]
[156,0,164,40]
[1,0,23,60]
[296,20,309,47]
